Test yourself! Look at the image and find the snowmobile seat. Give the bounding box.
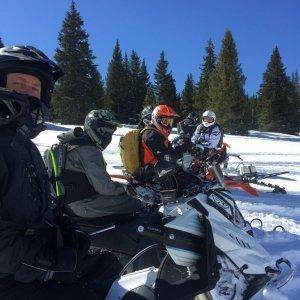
[64,206,138,229]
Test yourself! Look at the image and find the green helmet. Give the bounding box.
[84,109,120,150]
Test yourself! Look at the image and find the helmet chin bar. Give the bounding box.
[202,120,215,127]
[0,88,47,139]
[17,97,47,139]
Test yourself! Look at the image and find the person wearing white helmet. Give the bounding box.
[191,110,223,151]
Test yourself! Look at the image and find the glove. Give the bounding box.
[55,215,78,248]
[51,232,91,284]
[51,247,78,283]
[56,215,90,257]
[191,143,204,158]
[182,139,193,152]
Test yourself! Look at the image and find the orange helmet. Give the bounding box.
[151,105,180,136]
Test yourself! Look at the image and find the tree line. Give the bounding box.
[1,1,299,134]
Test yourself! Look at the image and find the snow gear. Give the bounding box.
[0,45,121,299]
[138,105,153,129]
[0,128,89,285]
[0,45,63,108]
[151,104,179,137]
[44,127,96,202]
[192,123,224,149]
[45,127,142,218]
[202,110,216,127]
[177,111,200,138]
[119,128,145,174]
[0,88,29,126]
[84,109,120,151]
[141,124,184,166]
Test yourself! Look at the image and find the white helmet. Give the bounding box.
[202,110,216,127]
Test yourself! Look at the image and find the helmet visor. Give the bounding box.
[97,126,116,136]
[96,126,115,149]
[202,116,214,124]
[160,117,174,127]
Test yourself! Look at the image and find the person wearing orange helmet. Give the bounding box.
[139,104,184,181]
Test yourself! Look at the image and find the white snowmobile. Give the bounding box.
[105,186,294,300]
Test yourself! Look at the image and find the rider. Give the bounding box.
[137,105,153,130]
[191,110,224,160]
[139,104,186,182]
[177,111,200,138]
[45,109,142,218]
[0,45,121,299]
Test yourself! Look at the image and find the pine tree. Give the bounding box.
[143,85,156,107]
[292,71,300,133]
[181,74,195,117]
[291,71,300,95]
[0,38,4,48]
[139,59,150,105]
[52,1,103,124]
[128,52,149,122]
[122,53,134,122]
[208,30,247,134]
[105,40,128,121]
[154,51,177,109]
[258,47,299,133]
[243,95,259,130]
[195,39,216,111]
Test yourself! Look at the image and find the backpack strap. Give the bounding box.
[48,143,68,198]
[47,136,95,198]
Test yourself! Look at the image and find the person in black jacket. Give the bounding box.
[0,46,121,299]
[139,105,191,187]
[137,105,153,129]
[177,111,200,138]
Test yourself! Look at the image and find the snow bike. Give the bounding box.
[223,154,289,194]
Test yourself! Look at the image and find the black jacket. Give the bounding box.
[177,117,199,138]
[141,124,184,163]
[0,128,78,284]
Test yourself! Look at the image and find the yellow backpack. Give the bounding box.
[119,129,143,174]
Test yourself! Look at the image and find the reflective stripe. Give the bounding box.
[49,148,63,197]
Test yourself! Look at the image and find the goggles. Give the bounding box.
[97,126,115,136]
[160,117,174,127]
[202,116,214,123]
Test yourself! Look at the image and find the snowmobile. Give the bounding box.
[72,142,258,261]
[174,142,260,197]
[65,155,293,299]
[173,134,288,196]
[223,153,289,194]
[105,184,294,300]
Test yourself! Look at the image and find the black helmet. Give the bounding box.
[141,105,153,119]
[0,88,46,139]
[141,105,153,126]
[84,109,120,150]
[0,45,63,107]
[0,88,28,126]
[187,112,199,123]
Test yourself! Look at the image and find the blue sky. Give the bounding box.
[0,0,299,95]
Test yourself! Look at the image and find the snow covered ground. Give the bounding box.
[34,123,300,299]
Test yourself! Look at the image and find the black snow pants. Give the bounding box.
[0,250,122,300]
